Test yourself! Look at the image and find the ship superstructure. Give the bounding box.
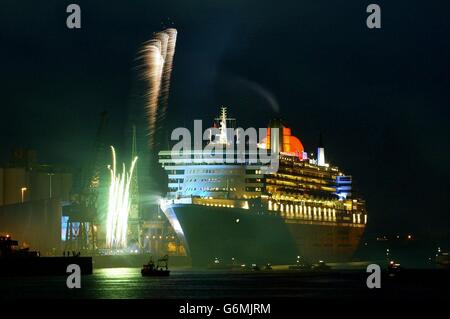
[158,107,367,266]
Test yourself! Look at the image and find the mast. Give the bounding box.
[130,125,141,248]
[219,106,228,144]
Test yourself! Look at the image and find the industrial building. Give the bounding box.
[0,148,188,262]
[0,149,72,255]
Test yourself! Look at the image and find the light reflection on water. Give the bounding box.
[97,267,138,277]
[0,267,374,299]
[88,268,159,299]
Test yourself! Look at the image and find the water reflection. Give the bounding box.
[96,267,139,278]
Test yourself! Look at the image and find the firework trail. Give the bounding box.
[158,28,177,124]
[155,31,169,60]
[141,28,177,149]
[106,146,138,249]
[142,40,164,149]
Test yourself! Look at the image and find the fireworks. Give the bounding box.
[104,28,177,248]
[158,28,177,124]
[106,146,138,249]
[141,28,178,149]
[142,42,164,149]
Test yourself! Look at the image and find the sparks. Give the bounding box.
[157,28,177,125]
[106,146,138,249]
[142,41,164,149]
[140,28,177,149]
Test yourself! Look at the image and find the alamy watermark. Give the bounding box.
[366,4,381,29]
[366,264,381,288]
[66,4,81,29]
[66,264,81,289]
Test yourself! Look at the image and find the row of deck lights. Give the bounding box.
[269,201,367,224]
[145,235,176,240]
[269,200,336,217]
[204,203,235,208]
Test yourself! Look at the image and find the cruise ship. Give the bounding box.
[158,107,367,266]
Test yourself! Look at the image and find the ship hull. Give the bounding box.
[164,204,365,266]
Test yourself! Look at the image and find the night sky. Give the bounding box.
[0,1,449,236]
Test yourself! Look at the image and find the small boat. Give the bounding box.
[312,260,331,271]
[436,251,449,269]
[208,257,233,270]
[289,257,312,271]
[387,260,403,275]
[264,263,273,271]
[251,263,261,271]
[141,255,170,277]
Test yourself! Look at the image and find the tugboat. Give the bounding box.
[141,255,170,277]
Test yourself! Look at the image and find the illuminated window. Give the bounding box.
[61,216,69,241]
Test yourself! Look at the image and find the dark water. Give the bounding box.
[0,268,448,299]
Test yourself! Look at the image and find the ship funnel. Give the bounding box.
[317,132,325,166]
[265,118,305,160]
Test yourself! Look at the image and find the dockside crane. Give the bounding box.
[64,111,109,253]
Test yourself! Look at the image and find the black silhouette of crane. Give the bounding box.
[64,111,109,253]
